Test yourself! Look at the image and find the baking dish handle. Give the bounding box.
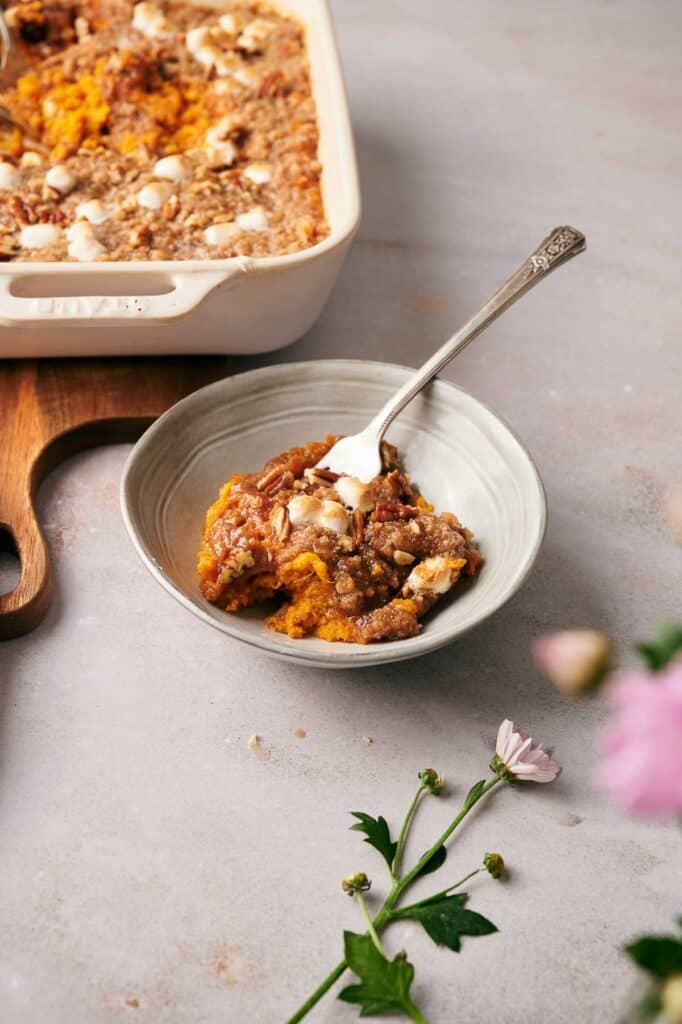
[0,260,252,326]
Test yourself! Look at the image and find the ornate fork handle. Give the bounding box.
[367,225,586,442]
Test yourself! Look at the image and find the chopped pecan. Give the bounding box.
[0,237,19,261]
[380,440,399,471]
[8,195,35,225]
[163,194,180,220]
[386,470,410,498]
[129,224,152,248]
[258,70,288,98]
[393,550,415,566]
[370,502,419,523]
[352,508,365,544]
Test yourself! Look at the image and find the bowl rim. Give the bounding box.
[120,359,548,668]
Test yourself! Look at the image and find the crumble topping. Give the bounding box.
[197,438,482,644]
[0,0,328,261]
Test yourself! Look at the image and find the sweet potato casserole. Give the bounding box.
[0,0,328,260]
[198,438,482,643]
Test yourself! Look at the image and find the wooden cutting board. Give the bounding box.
[0,356,230,640]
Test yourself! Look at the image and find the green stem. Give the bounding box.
[388,777,501,910]
[285,960,347,1024]
[402,867,484,910]
[392,783,426,879]
[405,1001,428,1024]
[286,774,503,1022]
[357,893,385,957]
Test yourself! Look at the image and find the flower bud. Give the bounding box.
[483,852,505,879]
[662,975,682,1023]
[342,872,371,896]
[532,629,611,695]
[419,768,445,794]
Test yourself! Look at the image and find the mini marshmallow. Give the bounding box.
[212,79,234,96]
[0,162,19,189]
[405,556,463,595]
[45,164,75,194]
[287,495,350,535]
[203,221,239,246]
[215,55,238,77]
[68,234,106,261]
[194,43,221,68]
[204,141,238,168]
[237,18,273,50]
[132,2,171,38]
[218,13,236,33]
[185,25,210,53]
[74,15,90,41]
[153,154,187,182]
[232,65,260,88]
[206,116,238,144]
[334,476,374,513]
[319,500,352,535]
[19,223,62,249]
[236,206,268,231]
[243,162,272,185]
[20,151,42,168]
[75,199,111,224]
[67,220,96,242]
[243,18,273,39]
[136,181,173,210]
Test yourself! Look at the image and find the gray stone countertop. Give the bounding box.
[1,1,680,1021]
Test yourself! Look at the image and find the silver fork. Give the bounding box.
[316,225,586,483]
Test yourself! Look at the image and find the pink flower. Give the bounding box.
[597,664,682,817]
[494,719,561,783]
[533,629,611,695]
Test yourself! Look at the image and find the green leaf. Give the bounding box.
[636,623,682,671]
[395,895,497,952]
[462,779,487,812]
[625,935,682,979]
[412,844,447,882]
[339,932,423,1019]
[350,812,398,870]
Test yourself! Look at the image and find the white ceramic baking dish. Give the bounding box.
[0,0,360,357]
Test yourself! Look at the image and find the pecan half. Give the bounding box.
[256,466,284,492]
[269,470,294,495]
[304,466,340,484]
[270,505,291,542]
[370,502,419,523]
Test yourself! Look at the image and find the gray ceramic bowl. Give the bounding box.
[120,360,546,668]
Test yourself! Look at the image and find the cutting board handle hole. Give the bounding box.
[0,527,21,597]
[9,273,176,298]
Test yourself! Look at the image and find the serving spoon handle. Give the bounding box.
[368,225,586,441]
[317,225,586,481]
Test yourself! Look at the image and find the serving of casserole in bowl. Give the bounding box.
[121,360,548,669]
[0,0,359,355]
